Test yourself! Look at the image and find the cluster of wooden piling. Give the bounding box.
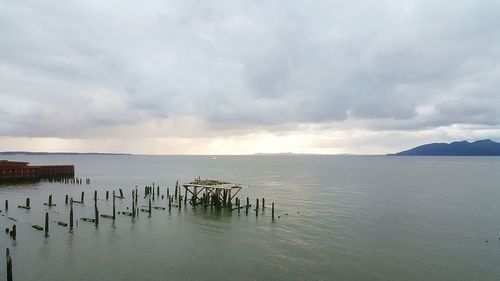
[42,176,90,185]
[2,179,278,281]
[3,184,276,235]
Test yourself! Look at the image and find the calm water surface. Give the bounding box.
[1,155,500,280]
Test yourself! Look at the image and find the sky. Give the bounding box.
[1,0,500,155]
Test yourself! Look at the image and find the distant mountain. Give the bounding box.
[392,139,500,156]
[0,151,131,156]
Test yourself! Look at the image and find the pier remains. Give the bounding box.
[183,178,243,208]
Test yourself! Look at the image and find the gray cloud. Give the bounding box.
[1,0,500,139]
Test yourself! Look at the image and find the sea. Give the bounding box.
[1,155,500,281]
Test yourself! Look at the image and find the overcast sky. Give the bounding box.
[1,0,499,154]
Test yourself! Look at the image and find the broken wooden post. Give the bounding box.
[112,191,116,221]
[175,180,179,200]
[237,198,240,214]
[262,198,265,209]
[65,195,68,205]
[168,196,172,212]
[10,224,16,240]
[132,190,136,218]
[157,186,159,197]
[167,187,170,199]
[256,198,259,217]
[119,189,124,198]
[45,212,49,237]
[5,199,8,211]
[178,196,181,210]
[44,195,56,207]
[6,248,13,281]
[106,191,109,200]
[94,190,97,202]
[272,202,275,220]
[26,198,30,208]
[148,198,152,217]
[70,198,74,230]
[246,197,249,215]
[81,191,84,203]
[184,187,188,205]
[95,205,99,227]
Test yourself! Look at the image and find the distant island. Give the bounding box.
[391,139,500,156]
[0,151,131,156]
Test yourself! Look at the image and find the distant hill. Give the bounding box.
[0,151,131,156]
[392,139,500,156]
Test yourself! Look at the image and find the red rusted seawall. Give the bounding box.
[0,160,75,180]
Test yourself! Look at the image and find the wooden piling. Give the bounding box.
[65,195,68,205]
[175,184,178,200]
[112,191,116,221]
[184,187,187,205]
[256,198,259,217]
[167,187,170,199]
[157,186,159,197]
[26,198,30,208]
[95,205,99,226]
[262,198,265,209]
[6,248,13,281]
[132,190,136,218]
[45,212,49,237]
[49,194,52,206]
[193,187,197,205]
[272,202,275,219]
[148,198,152,217]
[70,198,74,230]
[246,197,249,215]
[94,190,97,202]
[168,196,172,212]
[106,191,109,200]
[10,224,16,240]
[119,189,124,198]
[5,199,8,211]
[81,191,84,203]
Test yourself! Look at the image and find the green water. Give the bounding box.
[1,155,500,280]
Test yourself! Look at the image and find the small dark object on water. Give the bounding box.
[32,225,43,231]
[486,240,488,243]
